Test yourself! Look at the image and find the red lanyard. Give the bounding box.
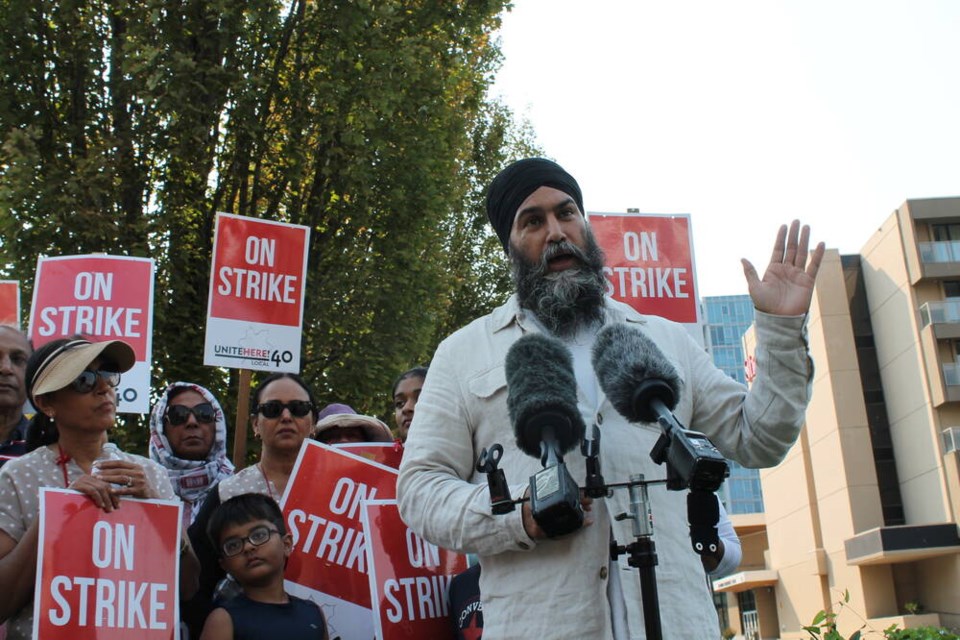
[55,444,71,488]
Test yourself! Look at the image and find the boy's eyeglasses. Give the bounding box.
[220,525,281,558]
[255,400,314,419]
[166,403,216,426]
[70,370,121,394]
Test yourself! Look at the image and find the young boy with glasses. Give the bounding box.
[200,492,328,640]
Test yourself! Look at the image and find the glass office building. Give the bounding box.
[702,295,765,515]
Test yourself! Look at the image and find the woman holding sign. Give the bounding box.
[0,337,200,639]
[185,372,319,637]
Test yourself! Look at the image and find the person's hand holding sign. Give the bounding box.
[0,338,200,635]
[92,458,161,500]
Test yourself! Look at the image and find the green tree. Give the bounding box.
[0,0,537,455]
[430,98,542,349]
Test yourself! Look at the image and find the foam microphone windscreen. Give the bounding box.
[592,323,682,423]
[505,333,586,457]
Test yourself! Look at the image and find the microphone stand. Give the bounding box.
[609,474,663,640]
[479,415,726,640]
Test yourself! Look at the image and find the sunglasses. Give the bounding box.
[70,370,121,394]
[256,400,314,419]
[220,525,281,558]
[166,402,216,426]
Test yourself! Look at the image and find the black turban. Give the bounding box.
[485,158,584,253]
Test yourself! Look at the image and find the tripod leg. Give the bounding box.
[632,538,662,640]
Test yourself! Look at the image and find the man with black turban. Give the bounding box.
[398,157,824,639]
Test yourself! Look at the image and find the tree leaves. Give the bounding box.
[0,0,535,452]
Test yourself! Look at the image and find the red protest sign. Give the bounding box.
[363,500,467,640]
[204,213,310,372]
[589,213,700,323]
[0,280,19,327]
[334,443,404,469]
[208,213,308,326]
[281,441,398,639]
[33,488,182,640]
[29,256,153,359]
[28,255,155,413]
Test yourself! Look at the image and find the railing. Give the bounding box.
[920,300,960,327]
[943,426,960,454]
[944,362,960,387]
[741,610,760,640]
[919,241,960,264]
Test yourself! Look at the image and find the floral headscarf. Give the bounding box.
[149,381,234,526]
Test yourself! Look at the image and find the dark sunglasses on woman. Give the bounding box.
[255,400,314,419]
[166,402,217,426]
[70,370,121,394]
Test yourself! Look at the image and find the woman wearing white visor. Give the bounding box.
[0,337,200,639]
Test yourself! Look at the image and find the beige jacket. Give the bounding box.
[398,296,812,639]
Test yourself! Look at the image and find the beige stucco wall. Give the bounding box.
[720,201,960,638]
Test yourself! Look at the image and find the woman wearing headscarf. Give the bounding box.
[0,337,199,639]
[150,382,235,528]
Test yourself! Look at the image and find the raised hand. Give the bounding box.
[741,220,825,316]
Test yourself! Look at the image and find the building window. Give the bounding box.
[722,461,765,514]
[932,224,960,242]
[946,281,960,298]
[714,591,730,634]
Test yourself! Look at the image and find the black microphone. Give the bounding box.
[505,333,586,537]
[592,324,728,493]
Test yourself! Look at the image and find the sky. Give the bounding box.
[491,1,960,297]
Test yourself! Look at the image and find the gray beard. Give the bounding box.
[510,227,608,337]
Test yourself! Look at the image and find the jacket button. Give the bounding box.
[599,566,608,579]
[597,413,604,425]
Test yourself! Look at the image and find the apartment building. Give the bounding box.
[711,198,960,639]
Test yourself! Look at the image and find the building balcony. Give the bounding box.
[845,523,960,566]
[919,241,960,263]
[919,300,960,339]
[945,363,960,387]
[938,363,960,405]
[917,241,960,280]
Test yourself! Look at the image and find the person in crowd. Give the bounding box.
[0,337,200,638]
[150,381,235,527]
[391,366,427,442]
[0,326,31,467]
[314,403,394,445]
[199,493,328,640]
[185,372,318,637]
[398,157,824,638]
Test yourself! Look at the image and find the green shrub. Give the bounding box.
[804,590,959,639]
